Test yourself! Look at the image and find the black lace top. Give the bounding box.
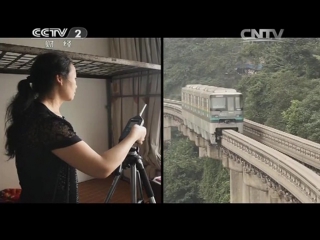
[15,100,82,203]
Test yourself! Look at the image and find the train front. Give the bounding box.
[210,93,244,143]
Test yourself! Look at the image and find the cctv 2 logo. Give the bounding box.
[32,27,88,38]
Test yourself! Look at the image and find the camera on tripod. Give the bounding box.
[104,104,156,204]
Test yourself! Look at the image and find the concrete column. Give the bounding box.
[199,147,206,158]
[164,127,171,142]
[228,159,243,203]
[181,125,187,136]
[187,128,194,141]
[243,172,268,203]
[249,187,268,203]
[221,154,229,168]
[242,182,250,203]
[206,142,220,159]
[195,136,201,147]
[267,189,280,203]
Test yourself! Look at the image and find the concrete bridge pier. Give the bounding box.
[267,189,280,203]
[195,136,207,158]
[242,181,250,203]
[228,158,244,203]
[199,147,207,158]
[206,142,220,159]
[187,128,195,142]
[195,135,204,148]
[164,127,171,142]
[243,171,269,203]
[181,124,188,136]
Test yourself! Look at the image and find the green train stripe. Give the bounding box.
[181,103,244,123]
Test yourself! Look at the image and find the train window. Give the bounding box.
[211,97,226,109]
[235,96,243,110]
[227,97,235,111]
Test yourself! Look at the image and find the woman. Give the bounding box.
[4,51,146,203]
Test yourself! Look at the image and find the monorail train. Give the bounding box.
[181,84,244,145]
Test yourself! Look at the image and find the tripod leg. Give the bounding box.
[136,170,144,202]
[136,159,156,203]
[131,163,137,203]
[104,165,123,203]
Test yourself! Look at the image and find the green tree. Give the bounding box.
[200,159,230,203]
[163,131,205,203]
[163,129,231,203]
[282,82,320,143]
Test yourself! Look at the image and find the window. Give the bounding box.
[210,97,226,109]
[227,97,235,111]
[235,96,243,110]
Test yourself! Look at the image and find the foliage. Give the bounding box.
[282,82,320,142]
[163,130,205,203]
[163,129,230,203]
[199,158,230,203]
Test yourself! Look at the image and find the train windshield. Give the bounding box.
[235,95,243,110]
[211,95,243,111]
[210,97,226,110]
[227,96,235,111]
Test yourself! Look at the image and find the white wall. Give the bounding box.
[0,38,111,190]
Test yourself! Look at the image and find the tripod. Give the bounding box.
[104,146,156,203]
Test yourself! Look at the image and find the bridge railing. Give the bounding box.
[244,119,320,171]
[163,103,182,115]
[164,98,181,106]
[222,130,320,203]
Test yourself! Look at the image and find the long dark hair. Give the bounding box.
[5,51,73,159]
